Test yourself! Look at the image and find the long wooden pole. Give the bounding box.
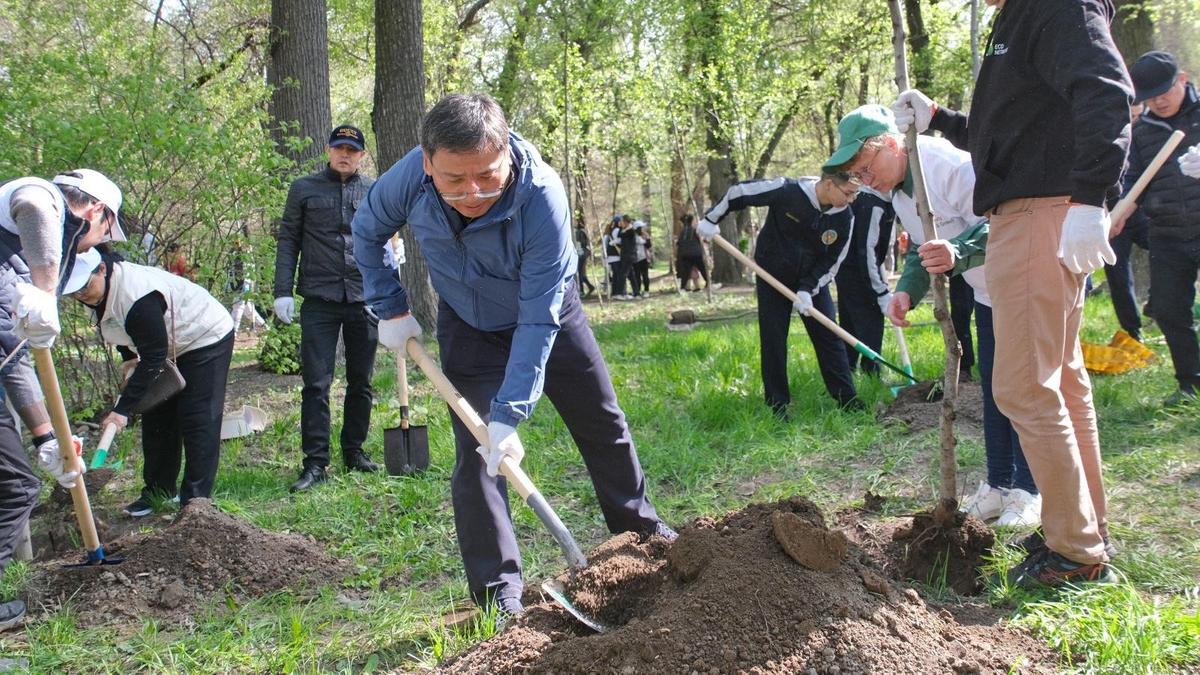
[889,0,961,522]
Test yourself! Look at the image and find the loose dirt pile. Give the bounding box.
[25,499,348,627]
[883,379,984,437]
[440,496,1054,674]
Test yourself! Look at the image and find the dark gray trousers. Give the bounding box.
[0,389,38,572]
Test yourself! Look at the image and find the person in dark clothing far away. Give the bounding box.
[697,170,862,415]
[64,248,234,517]
[1118,50,1200,405]
[572,221,596,296]
[892,0,1130,588]
[274,125,381,492]
[350,93,674,621]
[675,214,708,292]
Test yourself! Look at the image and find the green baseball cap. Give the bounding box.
[822,104,899,171]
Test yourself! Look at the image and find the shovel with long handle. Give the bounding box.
[88,423,118,470]
[889,325,916,396]
[1111,129,1185,224]
[31,347,119,565]
[709,235,918,385]
[383,352,430,475]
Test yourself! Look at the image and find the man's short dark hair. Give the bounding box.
[420,93,510,156]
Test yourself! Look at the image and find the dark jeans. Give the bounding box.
[950,274,976,374]
[142,331,234,503]
[1148,236,1200,392]
[634,260,650,294]
[0,388,38,571]
[835,270,885,376]
[437,284,661,606]
[575,254,595,294]
[611,260,630,296]
[299,298,379,468]
[975,303,1036,494]
[756,278,856,410]
[676,254,708,288]
[1106,221,1149,340]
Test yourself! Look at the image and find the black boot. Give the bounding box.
[344,450,379,473]
[289,465,327,492]
[0,599,25,632]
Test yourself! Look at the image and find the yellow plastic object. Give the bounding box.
[1083,330,1157,375]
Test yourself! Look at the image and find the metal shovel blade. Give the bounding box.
[542,578,606,632]
[383,424,430,477]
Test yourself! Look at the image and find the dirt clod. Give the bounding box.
[771,511,848,571]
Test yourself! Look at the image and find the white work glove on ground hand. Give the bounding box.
[14,282,60,348]
[378,313,423,351]
[1058,205,1116,274]
[36,435,84,489]
[476,421,525,478]
[886,292,913,327]
[793,290,814,316]
[273,297,295,324]
[696,218,720,241]
[1179,144,1200,179]
[891,89,936,134]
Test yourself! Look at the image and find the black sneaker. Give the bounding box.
[494,596,524,632]
[0,599,25,632]
[1013,529,1118,560]
[123,498,153,518]
[1006,548,1116,589]
[640,521,678,543]
[1164,388,1198,407]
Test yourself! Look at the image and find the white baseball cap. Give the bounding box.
[63,248,103,295]
[52,169,126,242]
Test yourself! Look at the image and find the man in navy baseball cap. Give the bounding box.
[328,125,366,151]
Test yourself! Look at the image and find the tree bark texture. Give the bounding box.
[903,0,933,91]
[1110,0,1155,67]
[267,0,332,166]
[890,0,961,520]
[373,0,438,331]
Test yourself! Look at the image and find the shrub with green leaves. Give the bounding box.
[258,323,302,375]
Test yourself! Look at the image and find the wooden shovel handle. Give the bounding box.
[1111,129,1185,224]
[97,423,118,452]
[397,352,410,430]
[32,347,101,553]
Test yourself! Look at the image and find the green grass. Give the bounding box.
[1,272,1197,672]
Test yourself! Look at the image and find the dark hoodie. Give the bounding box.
[1126,83,1200,241]
[929,0,1132,215]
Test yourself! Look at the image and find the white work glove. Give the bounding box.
[892,89,937,134]
[36,435,85,489]
[1058,205,1116,274]
[273,296,295,324]
[475,421,525,478]
[696,218,720,241]
[1178,144,1200,179]
[886,291,913,327]
[792,290,814,316]
[13,282,60,348]
[378,312,423,351]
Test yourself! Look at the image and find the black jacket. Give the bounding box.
[704,177,852,294]
[1126,84,1200,242]
[274,166,374,303]
[929,0,1131,215]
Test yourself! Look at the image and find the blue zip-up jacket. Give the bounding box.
[351,132,577,427]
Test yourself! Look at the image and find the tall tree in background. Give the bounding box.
[1110,0,1155,66]
[903,0,932,90]
[373,0,438,331]
[267,0,332,165]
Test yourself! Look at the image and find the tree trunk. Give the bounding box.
[1110,0,1155,67]
[903,0,932,91]
[267,0,331,166]
[373,0,438,331]
[493,0,541,114]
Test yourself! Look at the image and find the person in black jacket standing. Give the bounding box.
[274,125,380,492]
[675,214,708,292]
[698,172,861,415]
[892,0,1130,587]
[1119,51,1200,404]
[834,187,894,376]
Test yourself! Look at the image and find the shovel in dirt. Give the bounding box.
[402,338,604,632]
[383,352,430,476]
[32,347,122,566]
[708,235,918,386]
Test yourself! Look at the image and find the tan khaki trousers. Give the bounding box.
[985,196,1108,565]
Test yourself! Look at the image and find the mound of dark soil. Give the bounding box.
[25,499,348,627]
[883,379,984,437]
[440,496,1054,674]
[893,510,995,595]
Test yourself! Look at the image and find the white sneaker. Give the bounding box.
[961,482,1007,521]
[996,488,1041,527]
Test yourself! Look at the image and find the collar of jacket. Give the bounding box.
[418,131,538,230]
[1143,82,1199,125]
[323,164,360,183]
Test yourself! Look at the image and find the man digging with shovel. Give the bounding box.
[352,93,675,622]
